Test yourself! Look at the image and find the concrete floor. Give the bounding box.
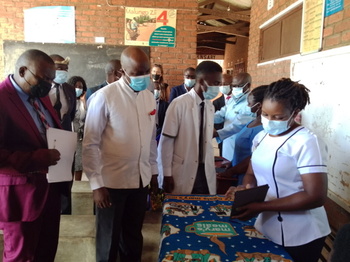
[0,180,162,262]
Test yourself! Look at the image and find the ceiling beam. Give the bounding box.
[197,24,249,37]
[197,15,219,21]
[198,8,250,22]
[198,0,216,6]
[198,38,237,45]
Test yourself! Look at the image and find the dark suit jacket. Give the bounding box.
[169,84,187,103]
[0,76,61,222]
[85,81,108,101]
[60,82,76,131]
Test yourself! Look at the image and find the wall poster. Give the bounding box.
[125,7,177,47]
[24,6,75,44]
[300,0,325,55]
[325,0,343,17]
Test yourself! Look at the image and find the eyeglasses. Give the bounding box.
[231,82,248,88]
[27,68,52,83]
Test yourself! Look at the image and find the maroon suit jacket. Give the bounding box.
[0,76,61,222]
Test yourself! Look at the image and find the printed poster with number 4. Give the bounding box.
[125,7,177,47]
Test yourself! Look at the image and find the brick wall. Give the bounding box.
[223,37,249,75]
[248,0,350,87]
[323,0,350,50]
[249,0,350,229]
[0,0,198,87]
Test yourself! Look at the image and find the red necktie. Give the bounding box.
[29,97,50,129]
[226,96,231,100]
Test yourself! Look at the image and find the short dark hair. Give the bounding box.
[195,61,222,78]
[249,85,268,104]
[67,76,87,92]
[264,78,310,111]
[184,67,195,73]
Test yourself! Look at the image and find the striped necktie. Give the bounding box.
[28,97,50,130]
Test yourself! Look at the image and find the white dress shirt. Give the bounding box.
[83,78,158,190]
[49,84,68,117]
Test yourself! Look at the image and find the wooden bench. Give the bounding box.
[319,227,336,262]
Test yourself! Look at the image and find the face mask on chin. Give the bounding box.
[53,70,68,84]
[261,112,295,135]
[124,70,150,92]
[202,80,220,100]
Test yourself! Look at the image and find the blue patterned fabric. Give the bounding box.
[158,195,294,262]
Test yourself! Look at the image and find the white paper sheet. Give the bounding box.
[47,127,77,183]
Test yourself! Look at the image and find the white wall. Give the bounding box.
[291,46,350,212]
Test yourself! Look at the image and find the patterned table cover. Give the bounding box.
[158,194,294,262]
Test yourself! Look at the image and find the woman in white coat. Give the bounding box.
[158,61,222,195]
[226,78,330,262]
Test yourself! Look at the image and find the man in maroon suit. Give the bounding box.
[0,49,62,262]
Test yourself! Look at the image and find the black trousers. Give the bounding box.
[191,163,209,194]
[285,236,326,262]
[95,186,148,262]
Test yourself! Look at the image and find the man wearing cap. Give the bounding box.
[48,55,76,131]
[49,54,76,214]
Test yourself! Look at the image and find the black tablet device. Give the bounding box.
[230,184,269,217]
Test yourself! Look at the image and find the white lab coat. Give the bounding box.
[158,89,216,195]
[214,93,253,160]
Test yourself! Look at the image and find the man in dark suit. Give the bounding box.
[169,67,196,103]
[85,59,122,101]
[48,54,76,214]
[0,49,62,261]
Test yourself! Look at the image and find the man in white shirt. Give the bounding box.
[214,72,254,161]
[158,61,222,195]
[83,46,158,262]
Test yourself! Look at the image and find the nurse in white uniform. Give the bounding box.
[226,78,330,262]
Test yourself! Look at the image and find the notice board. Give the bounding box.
[3,40,149,88]
[301,0,325,54]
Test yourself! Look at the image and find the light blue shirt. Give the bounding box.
[11,75,54,140]
[214,93,254,160]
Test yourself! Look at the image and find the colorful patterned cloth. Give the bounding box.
[159,194,294,262]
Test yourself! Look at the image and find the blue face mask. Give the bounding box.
[124,70,150,92]
[154,89,160,100]
[219,85,231,95]
[54,70,68,84]
[261,112,294,135]
[203,81,220,100]
[75,88,83,98]
[184,78,195,88]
